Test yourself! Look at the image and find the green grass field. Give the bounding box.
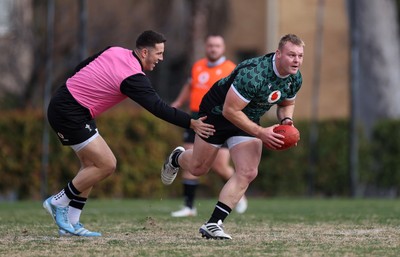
[0,198,399,256]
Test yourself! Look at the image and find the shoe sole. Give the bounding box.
[161,146,184,185]
[161,165,177,185]
[59,230,74,237]
[59,229,102,237]
[199,228,231,240]
[171,214,197,217]
[171,210,197,217]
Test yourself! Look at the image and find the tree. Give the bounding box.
[350,0,400,137]
[0,0,34,108]
[0,0,232,109]
[348,0,400,196]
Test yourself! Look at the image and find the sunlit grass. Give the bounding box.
[0,198,399,256]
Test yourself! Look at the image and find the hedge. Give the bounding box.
[0,109,399,199]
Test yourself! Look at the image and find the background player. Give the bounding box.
[170,35,247,217]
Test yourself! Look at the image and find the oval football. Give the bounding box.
[269,125,300,150]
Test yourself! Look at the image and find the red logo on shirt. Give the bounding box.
[268,90,281,103]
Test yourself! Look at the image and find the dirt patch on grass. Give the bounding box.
[2,220,399,257]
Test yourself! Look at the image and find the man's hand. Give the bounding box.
[259,124,285,150]
[190,116,215,138]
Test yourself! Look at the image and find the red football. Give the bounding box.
[265,125,300,151]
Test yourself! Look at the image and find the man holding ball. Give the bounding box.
[162,34,305,239]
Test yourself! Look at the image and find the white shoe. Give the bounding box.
[171,206,197,217]
[161,146,184,185]
[235,195,248,214]
[199,220,232,240]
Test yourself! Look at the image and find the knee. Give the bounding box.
[247,169,258,182]
[238,168,258,183]
[100,157,117,177]
[190,163,210,177]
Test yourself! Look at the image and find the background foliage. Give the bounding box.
[1,109,399,200]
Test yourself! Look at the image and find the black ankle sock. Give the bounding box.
[183,180,199,208]
[64,181,82,200]
[69,196,87,210]
[208,201,232,224]
[171,151,182,167]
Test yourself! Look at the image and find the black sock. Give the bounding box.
[208,201,232,224]
[69,196,87,210]
[171,151,182,167]
[183,180,199,209]
[64,181,82,200]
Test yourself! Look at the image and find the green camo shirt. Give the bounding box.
[200,53,302,123]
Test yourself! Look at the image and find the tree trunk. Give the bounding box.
[354,0,400,136]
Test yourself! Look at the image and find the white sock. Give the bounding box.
[51,189,71,207]
[68,206,82,225]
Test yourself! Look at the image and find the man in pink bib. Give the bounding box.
[43,30,214,237]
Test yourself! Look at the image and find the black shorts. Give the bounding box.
[47,84,98,145]
[184,112,230,148]
[198,111,253,145]
[182,112,200,143]
[183,127,230,148]
[183,127,196,144]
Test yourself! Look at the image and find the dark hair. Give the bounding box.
[136,30,166,49]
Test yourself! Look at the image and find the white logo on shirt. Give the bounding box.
[198,71,210,84]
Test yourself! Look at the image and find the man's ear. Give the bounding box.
[141,48,148,58]
[275,49,281,58]
[136,48,148,58]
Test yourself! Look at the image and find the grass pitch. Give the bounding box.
[0,198,399,256]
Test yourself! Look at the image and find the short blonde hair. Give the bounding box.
[278,34,305,50]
